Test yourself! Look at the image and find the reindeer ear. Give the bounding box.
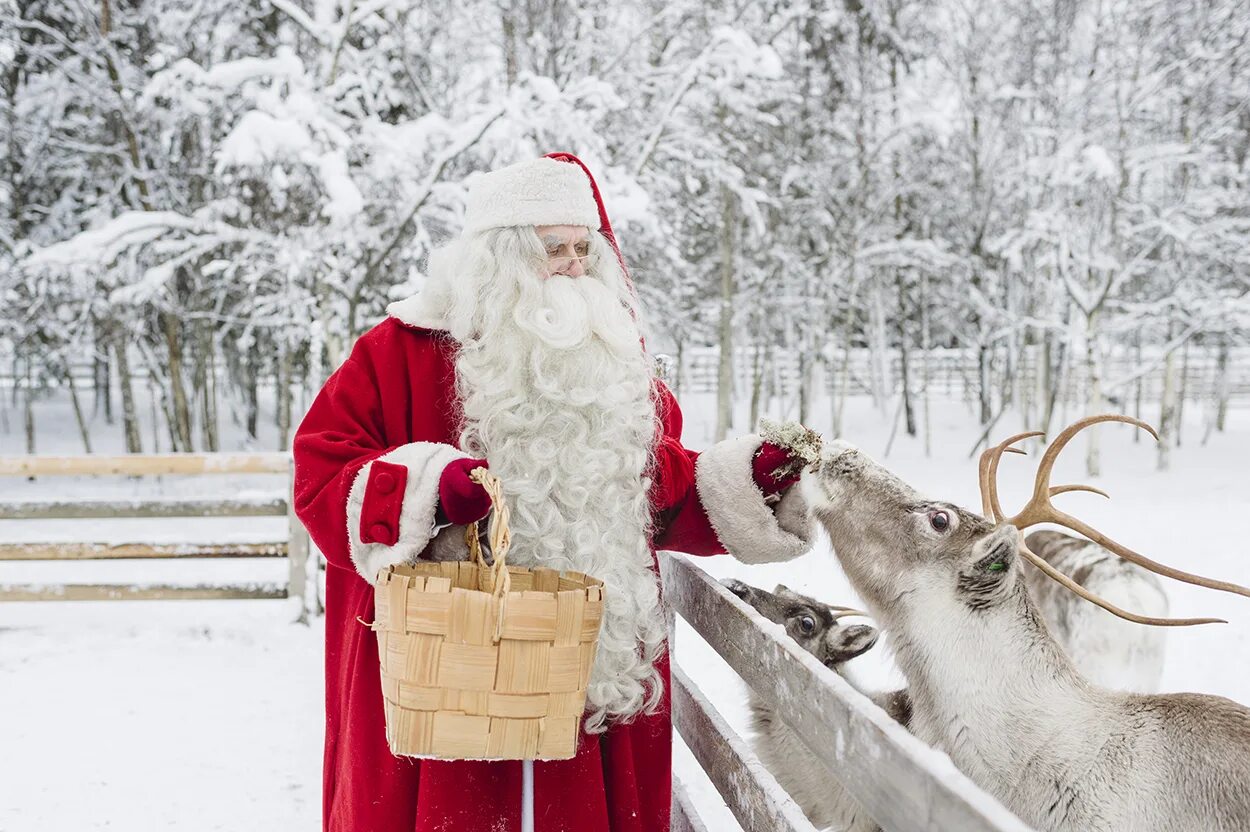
[957,529,1019,610]
[832,623,879,662]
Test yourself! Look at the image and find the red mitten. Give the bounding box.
[752,442,802,496]
[438,457,491,525]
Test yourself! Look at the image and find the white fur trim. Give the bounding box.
[695,434,815,564]
[345,442,471,584]
[386,294,448,332]
[463,157,598,234]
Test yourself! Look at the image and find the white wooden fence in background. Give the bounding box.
[0,453,316,619]
[670,345,1250,404]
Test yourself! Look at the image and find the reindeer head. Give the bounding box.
[805,440,1022,623]
[808,417,1250,629]
[723,579,879,669]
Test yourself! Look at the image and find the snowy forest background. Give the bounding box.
[2,0,1249,469]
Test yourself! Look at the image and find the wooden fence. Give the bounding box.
[661,552,1035,832]
[671,345,1250,404]
[0,453,316,620]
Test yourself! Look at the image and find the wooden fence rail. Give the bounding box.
[661,552,1035,832]
[0,453,316,620]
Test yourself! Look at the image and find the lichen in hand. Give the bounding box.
[759,419,824,477]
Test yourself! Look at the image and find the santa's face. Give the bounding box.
[535,224,591,278]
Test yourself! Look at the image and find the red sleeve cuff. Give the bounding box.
[358,460,408,545]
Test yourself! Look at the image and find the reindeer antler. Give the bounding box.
[978,414,1250,627]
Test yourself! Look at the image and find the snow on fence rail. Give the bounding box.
[661,552,1035,832]
[0,453,316,618]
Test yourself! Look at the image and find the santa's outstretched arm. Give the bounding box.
[649,382,816,564]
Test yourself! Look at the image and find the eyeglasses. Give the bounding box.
[544,238,591,266]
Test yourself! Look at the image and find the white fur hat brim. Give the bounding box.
[463,157,600,234]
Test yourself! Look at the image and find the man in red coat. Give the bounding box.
[293,153,816,831]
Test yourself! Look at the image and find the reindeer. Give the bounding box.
[1024,530,1168,692]
[723,580,907,832]
[803,415,1250,832]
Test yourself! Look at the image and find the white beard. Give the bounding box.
[435,227,667,733]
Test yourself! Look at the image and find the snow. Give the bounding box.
[1080,145,1118,182]
[2,389,1248,830]
[217,111,315,169]
[25,211,196,268]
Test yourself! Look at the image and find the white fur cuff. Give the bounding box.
[346,442,471,584]
[695,434,815,564]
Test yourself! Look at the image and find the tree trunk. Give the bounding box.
[1084,311,1103,477]
[1175,338,1190,448]
[869,276,891,413]
[94,324,113,423]
[246,347,260,442]
[23,361,35,457]
[798,347,811,426]
[749,341,766,432]
[150,375,164,453]
[714,184,735,442]
[977,343,993,428]
[1214,336,1230,433]
[896,272,915,437]
[501,0,518,87]
[920,272,932,457]
[198,323,219,452]
[162,312,193,452]
[1041,319,1069,439]
[673,337,685,399]
[113,336,142,454]
[1157,325,1179,472]
[66,368,93,454]
[1133,332,1143,442]
[277,335,293,451]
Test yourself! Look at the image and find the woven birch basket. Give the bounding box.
[365,468,606,761]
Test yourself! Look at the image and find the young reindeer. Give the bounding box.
[722,580,907,832]
[805,415,1250,832]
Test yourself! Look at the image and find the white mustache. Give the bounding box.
[514,274,638,353]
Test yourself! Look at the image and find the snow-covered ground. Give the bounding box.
[2,390,1248,830]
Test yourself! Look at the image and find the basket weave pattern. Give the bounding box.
[370,470,605,760]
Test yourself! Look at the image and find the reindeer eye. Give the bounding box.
[798,615,816,634]
[987,560,1007,572]
[928,510,951,532]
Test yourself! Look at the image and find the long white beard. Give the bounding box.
[443,228,667,733]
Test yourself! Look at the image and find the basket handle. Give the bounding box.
[465,467,512,606]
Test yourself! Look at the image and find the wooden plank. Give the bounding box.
[0,583,288,602]
[661,553,1034,832]
[672,665,817,832]
[0,497,288,519]
[0,453,290,477]
[0,542,287,560]
[671,776,713,832]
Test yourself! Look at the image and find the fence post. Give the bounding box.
[287,456,310,624]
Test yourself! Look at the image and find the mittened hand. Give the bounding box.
[438,457,492,525]
[752,442,802,496]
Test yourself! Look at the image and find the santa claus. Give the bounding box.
[293,152,816,831]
